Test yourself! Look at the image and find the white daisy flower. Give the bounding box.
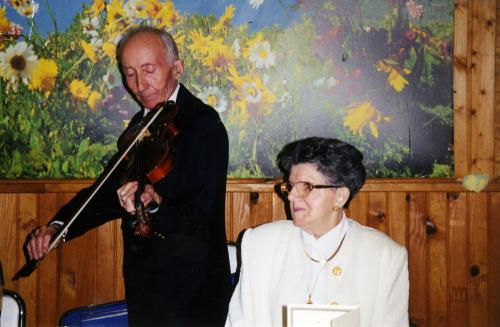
[249,40,275,69]
[326,76,339,89]
[0,41,38,91]
[249,0,264,10]
[91,37,103,48]
[232,39,241,58]
[242,81,262,104]
[198,86,228,113]
[81,17,100,38]
[125,0,147,18]
[14,1,39,17]
[103,68,122,89]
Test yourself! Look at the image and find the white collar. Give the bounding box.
[301,213,348,262]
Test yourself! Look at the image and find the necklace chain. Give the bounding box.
[304,233,346,304]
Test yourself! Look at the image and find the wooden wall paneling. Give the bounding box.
[488,193,500,326]
[271,193,286,221]
[407,192,428,326]
[37,193,60,327]
[495,0,500,179]
[427,192,448,327]
[348,192,367,225]
[470,0,496,176]
[1,194,18,290]
[15,194,39,325]
[228,192,251,242]
[250,192,273,227]
[468,193,488,326]
[225,192,233,241]
[454,0,471,177]
[57,193,78,323]
[366,192,387,234]
[76,225,97,306]
[448,192,468,327]
[115,220,125,300]
[388,192,408,248]
[96,220,118,304]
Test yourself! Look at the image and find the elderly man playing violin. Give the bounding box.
[26,26,232,326]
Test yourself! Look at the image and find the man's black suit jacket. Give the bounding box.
[51,84,232,326]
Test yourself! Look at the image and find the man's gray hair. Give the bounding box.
[116,26,180,65]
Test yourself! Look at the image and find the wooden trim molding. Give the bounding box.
[1,178,499,193]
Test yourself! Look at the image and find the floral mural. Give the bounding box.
[0,0,453,178]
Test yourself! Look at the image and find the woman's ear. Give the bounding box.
[335,187,350,208]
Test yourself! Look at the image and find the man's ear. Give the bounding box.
[173,59,184,79]
[335,187,350,208]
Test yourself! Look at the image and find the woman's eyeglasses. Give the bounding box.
[278,181,342,198]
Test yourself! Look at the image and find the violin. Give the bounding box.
[118,100,181,238]
[13,101,180,280]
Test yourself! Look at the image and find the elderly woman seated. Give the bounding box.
[226,137,409,327]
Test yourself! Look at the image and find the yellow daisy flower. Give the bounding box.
[0,8,10,33]
[88,0,105,17]
[69,79,91,100]
[343,101,392,138]
[105,0,129,40]
[212,5,235,33]
[102,42,116,61]
[87,91,102,111]
[376,60,411,92]
[80,40,98,63]
[188,30,213,59]
[172,31,185,50]
[201,37,235,73]
[30,58,58,95]
[155,1,181,29]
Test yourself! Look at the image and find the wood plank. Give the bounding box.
[0,194,18,290]
[225,192,233,241]
[271,193,287,221]
[468,193,488,326]
[115,220,126,300]
[366,192,387,233]
[448,192,468,327]
[250,192,273,227]
[489,193,500,326]
[229,193,251,241]
[407,192,427,326]
[495,0,500,178]
[76,227,97,306]
[427,192,448,327]
[16,194,39,327]
[57,193,78,321]
[453,0,471,177]
[37,193,60,327]
[388,192,408,247]
[470,0,496,176]
[348,192,367,226]
[96,221,118,304]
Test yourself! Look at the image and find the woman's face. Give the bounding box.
[287,163,346,237]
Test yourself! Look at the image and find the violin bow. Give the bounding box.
[12,103,171,281]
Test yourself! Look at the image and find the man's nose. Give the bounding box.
[136,73,148,92]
